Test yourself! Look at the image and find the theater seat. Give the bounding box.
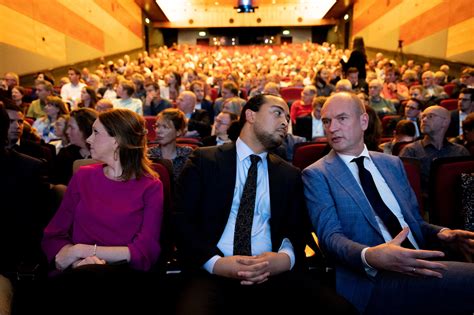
[292,142,329,170]
[144,116,157,143]
[429,156,474,228]
[440,98,458,111]
[280,87,303,105]
[400,157,424,215]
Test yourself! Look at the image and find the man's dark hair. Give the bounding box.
[238,93,269,129]
[460,87,474,101]
[395,119,416,137]
[145,82,160,92]
[347,67,359,75]
[68,67,81,76]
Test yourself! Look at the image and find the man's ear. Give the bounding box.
[360,112,369,131]
[245,109,256,124]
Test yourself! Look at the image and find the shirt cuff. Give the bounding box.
[203,255,221,274]
[279,238,295,270]
[361,247,378,278]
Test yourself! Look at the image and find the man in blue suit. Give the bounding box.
[302,92,474,315]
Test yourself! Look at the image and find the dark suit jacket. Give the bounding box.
[447,110,460,138]
[293,115,313,141]
[174,143,309,272]
[188,109,212,138]
[198,99,215,124]
[0,150,49,275]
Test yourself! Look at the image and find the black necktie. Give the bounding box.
[352,156,415,249]
[234,154,261,256]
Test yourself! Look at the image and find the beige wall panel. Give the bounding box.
[404,30,447,59]
[103,31,142,55]
[446,18,474,59]
[0,5,67,62]
[65,36,102,65]
[117,0,142,22]
[0,43,64,74]
[447,51,474,64]
[56,0,141,43]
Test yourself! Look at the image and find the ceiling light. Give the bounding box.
[145,18,150,24]
[282,30,290,35]
[344,14,349,21]
[199,31,206,37]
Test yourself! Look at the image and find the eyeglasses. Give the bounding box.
[215,119,230,125]
[406,105,419,110]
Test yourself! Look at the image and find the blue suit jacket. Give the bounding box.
[302,150,443,313]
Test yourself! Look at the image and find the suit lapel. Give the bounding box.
[216,143,237,214]
[324,151,383,236]
[267,153,284,223]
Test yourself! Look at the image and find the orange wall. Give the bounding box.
[0,0,143,75]
[352,0,474,64]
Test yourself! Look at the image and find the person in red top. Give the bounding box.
[289,85,316,125]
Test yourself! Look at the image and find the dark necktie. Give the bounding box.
[352,156,415,249]
[234,154,261,256]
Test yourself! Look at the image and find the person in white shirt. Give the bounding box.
[60,68,86,110]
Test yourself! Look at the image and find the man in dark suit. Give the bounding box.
[303,92,474,315]
[293,96,326,141]
[174,94,356,315]
[0,102,50,315]
[190,80,214,124]
[447,88,474,138]
[177,91,211,138]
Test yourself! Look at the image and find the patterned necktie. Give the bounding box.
[234,154,261,256]
[352,156,415,249]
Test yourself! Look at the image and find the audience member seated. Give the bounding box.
[202,111,238,147]
[11,86,30,114]
[143,82,172,116]
[446,87,474,138]
[290,85,317,124]
[112,80,143,115]
[313,67,335,97]
[368,79,396,117]
[0,103,50,315]
[60,67,86,110]
[346,67,368,94]
[42,109,163,314]
[262,81,281,96]
[53,108,98,185]
[421,70,448,102]
[293,96,327,141]
[190,80,214,123]
[213,80,246,117]
[451,112,474,156]
[176,91,211,138]
[77,86,98,109]
[95,99,114,113]
[4,101,51,163]
[334,79,352,93]
[379,119,416,155]
[32,96,69,144]
[148,108,193,184]
[400,105,470,204]
[221,97,244,116]
[26,80,53,119]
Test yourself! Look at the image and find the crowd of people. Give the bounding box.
[1,39,474,314]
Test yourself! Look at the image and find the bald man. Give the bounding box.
[400,105,469,195]
[177,91,211,138]
[302,92,474,315]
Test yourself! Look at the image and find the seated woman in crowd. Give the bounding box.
[41,109,164,313]
[32,96,69,144]
[53,107,97,185]
[78,86,98,109]
[11,85,30,114]
[148,108,192,183]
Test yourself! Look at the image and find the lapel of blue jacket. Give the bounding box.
[324,150,384,237]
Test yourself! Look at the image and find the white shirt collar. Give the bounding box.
[236,137,268,162]
[336,145,371,166]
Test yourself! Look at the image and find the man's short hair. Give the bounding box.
[347,67,359,75]
[145,82,160,92]
[35,80,53,92]
[68,67,81,76]
[395,119,416,137]
[239,94,270,128]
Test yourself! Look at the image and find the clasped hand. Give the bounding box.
[213,252,291,286]
[55,244,106,271]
